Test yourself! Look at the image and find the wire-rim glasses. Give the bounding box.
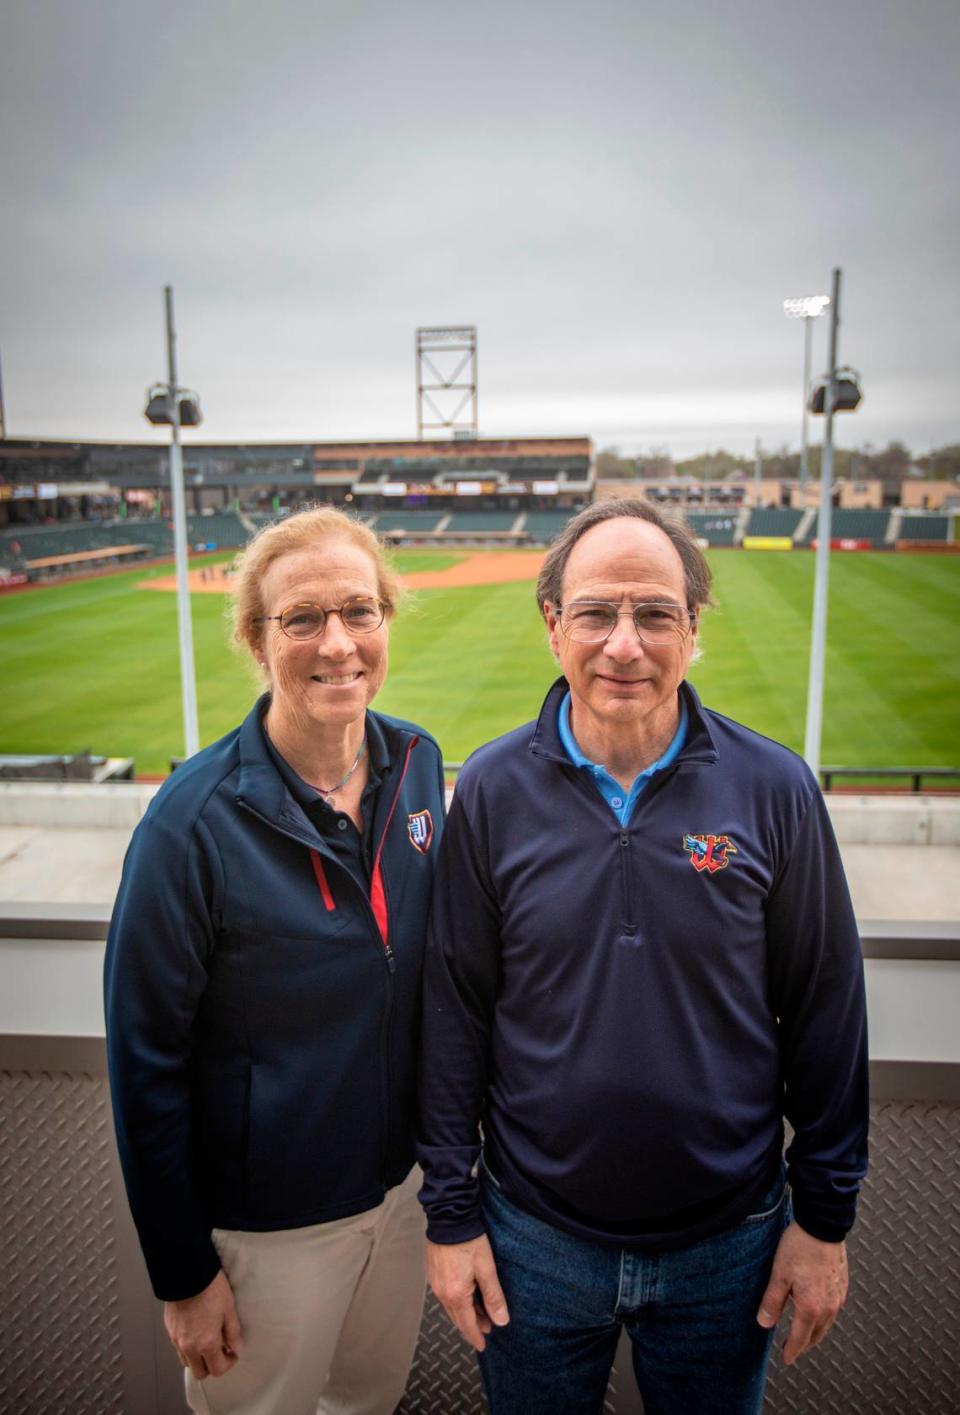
[255,597,387,641]
[556,600,694,645]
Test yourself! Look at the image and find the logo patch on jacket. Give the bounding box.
[683,834,738,874]
[407,809,434,854]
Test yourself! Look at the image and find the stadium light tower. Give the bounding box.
[143,286,201,759]
[803,268,863,780]
[416,326,478,439]
[783,293,830,490]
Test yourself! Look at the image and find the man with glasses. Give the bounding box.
[418,498,867,1415]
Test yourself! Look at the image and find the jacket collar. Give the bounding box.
[529,676,719,771]
[235,695,416,852]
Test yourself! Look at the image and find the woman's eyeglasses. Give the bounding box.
[255,597,387,641]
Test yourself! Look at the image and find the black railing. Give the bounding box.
[820,766,960,793]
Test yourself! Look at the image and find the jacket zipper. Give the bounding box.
[239,734,421,1186]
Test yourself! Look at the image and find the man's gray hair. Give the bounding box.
[536,498,714,617]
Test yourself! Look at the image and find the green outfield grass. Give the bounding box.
[1,550,958,776]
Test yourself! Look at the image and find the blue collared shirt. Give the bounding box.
[557,690,688,825]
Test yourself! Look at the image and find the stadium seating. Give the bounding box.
[370,511,445,533]
[445,511,519,533]
[186,512,248,548]
[1,521,169,567]
[523,511,575,543]
[0,512,248,577]
[795,509,891,547]
[744,509,804,539]
[898,515,950,541]
[684,512,738,546]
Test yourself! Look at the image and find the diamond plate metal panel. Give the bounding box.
[399,1103,959,1414]
[764,1100,960,1415]
[0,1071,125,1415]
[1,1072,955,1415]
[397,1292,486,1415]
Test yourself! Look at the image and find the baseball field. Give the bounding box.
[1,548,958,778]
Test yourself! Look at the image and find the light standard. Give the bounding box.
[802,269,863,779]
[783,294,830,491]
[144,286,202,760]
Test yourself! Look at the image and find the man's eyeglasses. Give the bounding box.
[255,597,387,641]
[556,601,694,645]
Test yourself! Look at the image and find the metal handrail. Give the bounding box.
[820,765,960,792]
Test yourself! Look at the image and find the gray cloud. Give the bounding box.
[2,0,958,454]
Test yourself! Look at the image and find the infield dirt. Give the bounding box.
[141,550,547,594]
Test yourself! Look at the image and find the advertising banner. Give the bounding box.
[742,536,793,551]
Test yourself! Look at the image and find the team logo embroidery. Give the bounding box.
[407,810,434,855]
[683,834,738,874]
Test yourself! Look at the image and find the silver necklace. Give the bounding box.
[314,738,366,797]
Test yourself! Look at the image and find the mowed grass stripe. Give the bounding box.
[694,553,814,749]
[379,583,556,755]
[0,550,958,775]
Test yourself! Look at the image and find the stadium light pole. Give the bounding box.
[147,287,200,759]
[783,293,830,490]
[803,268,841,778]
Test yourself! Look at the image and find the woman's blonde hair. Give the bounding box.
[232,505,403,659]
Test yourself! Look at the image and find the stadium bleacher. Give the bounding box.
[369,511,445,534]
[795,509,891,547]
[684,512,738,546]
[0,512,249,579]
[1,521,168,568]
[744,508,804,539]
[898,515,950,541]
[187,511,248,548]
[445,511,519,533]
[523,511,575,543]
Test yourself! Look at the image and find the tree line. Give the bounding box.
[595,442,960,482]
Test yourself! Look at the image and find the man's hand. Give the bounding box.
[757,1221,848,1365]
[426,1236,510,1352]
[163,1269,243,1380]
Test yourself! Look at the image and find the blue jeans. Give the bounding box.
[478,1167,790,1415]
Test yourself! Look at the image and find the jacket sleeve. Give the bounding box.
[417,782,501,1244]
[103,803,224,1300]
[765,787,869,1242]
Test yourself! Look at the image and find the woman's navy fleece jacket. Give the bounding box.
[105,698,444,1301]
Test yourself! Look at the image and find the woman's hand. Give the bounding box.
[164,1269,243,1380]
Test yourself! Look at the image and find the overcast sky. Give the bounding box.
[1,0,957,458]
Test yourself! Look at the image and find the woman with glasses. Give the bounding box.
[105,506,445,1415]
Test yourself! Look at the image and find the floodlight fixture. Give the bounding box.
[783,293,830,489]
[808,367,863,415]
[144,383,203,427]
[783,295,830,319]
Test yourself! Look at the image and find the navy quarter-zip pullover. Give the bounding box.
[418,678,868,1253]
[105,697,445,1301]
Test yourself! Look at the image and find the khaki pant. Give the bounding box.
[186,1168,426,1415]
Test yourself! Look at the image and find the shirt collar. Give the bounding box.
[557,690,688,784]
